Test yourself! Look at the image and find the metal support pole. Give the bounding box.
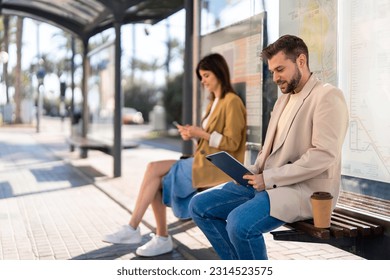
[80,39,89,158]
[36,22,41,133]
[192,0,201,125]
[36,84,41,133]
[182,0,194,156]
[70,36,75,132]
[113,21,122,177]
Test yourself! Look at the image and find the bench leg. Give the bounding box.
[80,148,88,158]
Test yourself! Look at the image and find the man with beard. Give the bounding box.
[189,35,349,260]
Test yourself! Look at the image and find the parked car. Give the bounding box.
[122,107,144,124]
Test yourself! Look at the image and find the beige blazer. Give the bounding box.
[192,92,246,189]
[250,75,349,223]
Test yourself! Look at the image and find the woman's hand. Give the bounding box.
[186,125,210,140]
[177,125,191,141]
[243,173,266,191]
[178,125,210,141]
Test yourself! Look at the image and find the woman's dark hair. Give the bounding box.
[196,53,236,99]
[261,35,309,67]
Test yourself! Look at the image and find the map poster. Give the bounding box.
[200,12,265,146]
[340,0,390,184]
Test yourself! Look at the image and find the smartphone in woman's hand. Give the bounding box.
[172,121,181,127]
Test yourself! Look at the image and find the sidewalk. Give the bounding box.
[0,117,363,260]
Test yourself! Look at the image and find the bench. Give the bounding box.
[271,208,386,259]
[67,136,138,158]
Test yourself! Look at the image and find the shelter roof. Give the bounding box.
[0,0,184,40]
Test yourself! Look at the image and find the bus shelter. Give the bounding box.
[0,0,193,177]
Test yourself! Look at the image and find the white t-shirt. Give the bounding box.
[274,93,300,144]
[202,98,223,148]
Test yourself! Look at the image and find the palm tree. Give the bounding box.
[51,29,84,77]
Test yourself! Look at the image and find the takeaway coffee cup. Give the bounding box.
[310,192,333,228]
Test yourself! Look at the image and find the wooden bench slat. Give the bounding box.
[329,224,345,238]
[287,221,330,239]
[270,229,311,241]
[330,220,358,237]
[332,212,383,235]
[331,216,371,236]
[67,136,138,156]
[67,136,109,148]
[67,137,138,148]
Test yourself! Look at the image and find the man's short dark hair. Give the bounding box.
[261,35,309,66]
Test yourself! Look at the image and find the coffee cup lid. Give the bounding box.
[311,191,333,200]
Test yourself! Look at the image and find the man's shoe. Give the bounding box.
[136,234,173,257]
[102,225,141,244]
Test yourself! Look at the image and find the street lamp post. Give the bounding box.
[34,21,45,133]
[36,66,45,133]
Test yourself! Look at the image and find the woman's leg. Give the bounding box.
[189,182,256,260]
[151,186,168,236]
[226,191,285,260]
[129,160,176,236]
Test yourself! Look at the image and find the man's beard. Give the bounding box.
[279,65,301,94]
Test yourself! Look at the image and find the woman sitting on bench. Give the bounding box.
[102,53,247,257]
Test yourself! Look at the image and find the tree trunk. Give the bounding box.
[14,16,23,123]
[2,15,10,103]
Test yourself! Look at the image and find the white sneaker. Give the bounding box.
[102,225,141,244]
[136,234,173,257]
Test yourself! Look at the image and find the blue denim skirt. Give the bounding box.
[162,157,196,219]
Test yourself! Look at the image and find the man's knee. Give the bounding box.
[226,210,252,239]
[226,215,239,237]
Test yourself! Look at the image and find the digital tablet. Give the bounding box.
[206,151,253,186]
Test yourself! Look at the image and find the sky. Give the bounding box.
[21,9,186,69]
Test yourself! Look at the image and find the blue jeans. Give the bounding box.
[189,182,285,260]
